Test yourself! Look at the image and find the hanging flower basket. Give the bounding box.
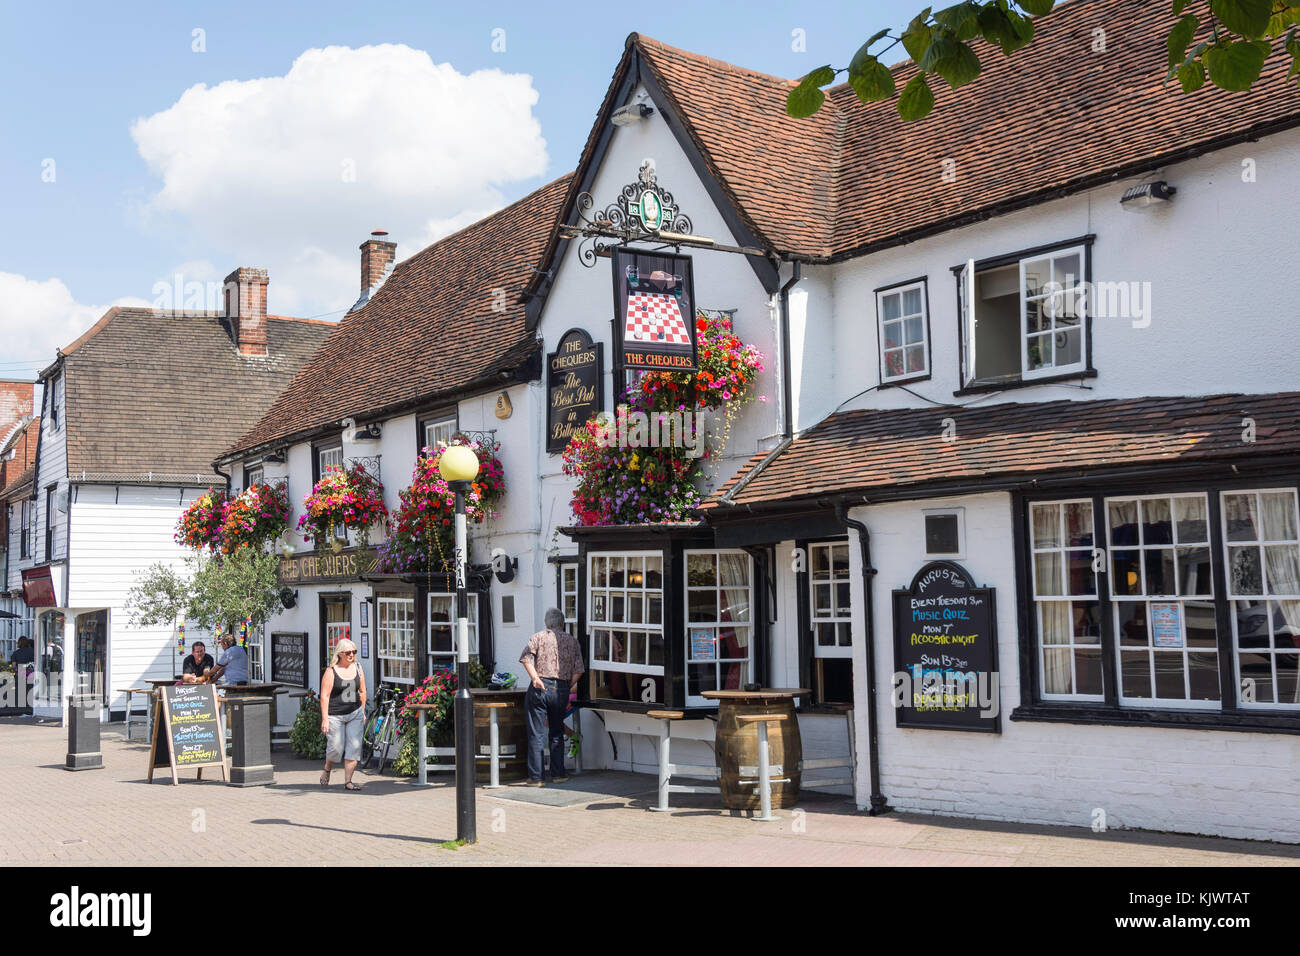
[175,489,229,551]
[376,436,506,574]
[297,462,388,548]
[562,310,764,527]
[220,482,290,553]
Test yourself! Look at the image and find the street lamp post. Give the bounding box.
[438,444,480,844]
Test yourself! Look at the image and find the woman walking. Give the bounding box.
[320,638,366,791]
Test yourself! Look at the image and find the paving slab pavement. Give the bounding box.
[2,717,1297,866]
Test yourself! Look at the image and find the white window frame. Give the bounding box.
[428,592,480,670]
[587,550,664,679]
[923,507,965,559]
[318,444,344,477]
[960,243,1088,388]
[559,562,578,632]
[246,625,265,682]
[423,415,458,453]
[1030,498,1105,702]
[875,279,929,384]
[376,596,415,685]
[1222,488,1300,710]
[809,541,852,660]
[1106,492,1218,711]
[684,549,754,708]
[245,462,264,490]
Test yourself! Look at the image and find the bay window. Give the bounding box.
[1026,486,1300,717]
[588,552,664,704]
[1223,489,1300,708]
[685,550,753,706]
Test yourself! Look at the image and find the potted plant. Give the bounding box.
[175,489,229,551]
[220,481,290,553]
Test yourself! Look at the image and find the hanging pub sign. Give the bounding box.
[546,328,604,454]
[611,247,697,373]
[891,561,1000,733]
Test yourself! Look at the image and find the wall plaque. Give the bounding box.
[547,328,604,454]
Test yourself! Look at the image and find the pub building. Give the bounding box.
[224,0,1300,841]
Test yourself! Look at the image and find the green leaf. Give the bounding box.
[1210,0,1273,39]
[1204,38,1271,90]
[786,64,835,118]
[901,18,934,62]
[898,72,936,120]
[934,2,981,41]
[920,34,983,87]
[1172,0,1191,14]
[1167,14,1200,66]
[848,55,897,102]
[865,27,892,47]
[1267,8,1300,37]
[1017,0,1055,16]
[1177,57,1207,91]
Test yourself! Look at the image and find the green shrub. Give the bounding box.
[289,690,326,760]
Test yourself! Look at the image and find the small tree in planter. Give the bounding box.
[377,437,506,574]
[298,462,388,550]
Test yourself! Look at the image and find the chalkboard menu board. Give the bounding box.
[148,684,227,784]
[891,561,1000,733]
[547,328,603,454]
[271,631,308,688]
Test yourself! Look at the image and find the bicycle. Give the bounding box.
[360,684,400,775]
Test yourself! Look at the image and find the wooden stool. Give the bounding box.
[116,688,152,742]
[646,710,720,813]
[738,713,787,822]
[480,701,509,789]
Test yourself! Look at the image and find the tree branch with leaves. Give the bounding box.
[786,1,1300,122]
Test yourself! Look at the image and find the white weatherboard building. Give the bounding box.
[221,0,1300,841]
[4,278,330,721]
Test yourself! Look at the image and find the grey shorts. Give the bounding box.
[326,707,365,762]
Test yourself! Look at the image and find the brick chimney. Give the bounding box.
[359,231,397,294]
[224,267,269,357]
[0,379,34,436]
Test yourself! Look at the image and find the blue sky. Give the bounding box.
[0,0,923,377]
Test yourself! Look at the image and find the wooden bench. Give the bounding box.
[646,709,721,813]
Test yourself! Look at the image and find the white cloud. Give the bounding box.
[130,44,549,318]
[0,273,149,373]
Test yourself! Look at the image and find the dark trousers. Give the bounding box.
[525,678,567,780]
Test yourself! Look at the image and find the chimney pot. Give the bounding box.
[223,267,269,357]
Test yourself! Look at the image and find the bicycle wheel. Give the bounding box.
[359,706,380,768]
[375,710,396,775]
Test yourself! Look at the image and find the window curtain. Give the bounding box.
[1040,601,1072,694]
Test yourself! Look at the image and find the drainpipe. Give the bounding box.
[835,501,888,815]
[778,263,802,441]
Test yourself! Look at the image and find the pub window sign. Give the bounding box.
[612,247,697,373]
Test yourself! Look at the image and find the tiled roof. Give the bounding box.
[0,416,38,497]
[224,173,574,458]
[708,393,1300,510]
[62,309,330,478]
[609,1,1300,262]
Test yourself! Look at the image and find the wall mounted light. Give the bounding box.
[1120,180,1176,210]
[611,103,654,127]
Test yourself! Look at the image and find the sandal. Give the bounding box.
[320,771,331,787]
[344,781,362,791]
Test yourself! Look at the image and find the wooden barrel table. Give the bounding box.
[703,688,809,810]
[471,689,528,783]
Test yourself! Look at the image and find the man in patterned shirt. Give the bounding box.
[519,608,585,785]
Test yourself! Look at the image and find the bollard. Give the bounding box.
[65,694,103,771]
[227,696,274,787]
[487,708,501,789]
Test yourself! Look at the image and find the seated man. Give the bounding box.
[181,641,214,683]
[206,634,249,686]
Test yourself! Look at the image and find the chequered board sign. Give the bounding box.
[624,292,692,345]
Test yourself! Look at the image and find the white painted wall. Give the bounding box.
[847,494,1300,843]
[827,130,1300,417]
